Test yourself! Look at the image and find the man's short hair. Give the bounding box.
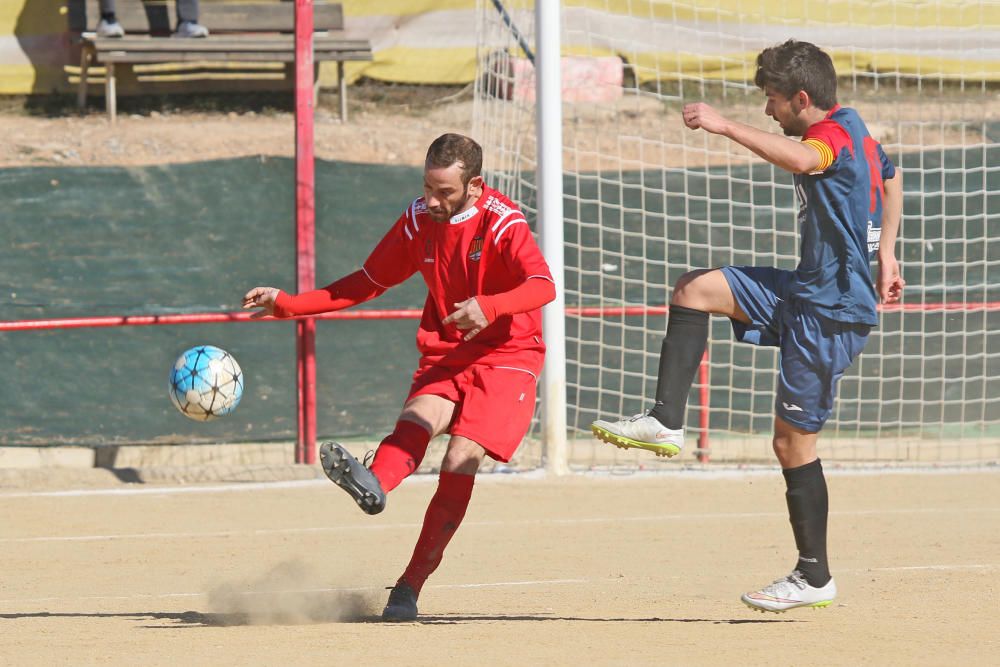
[754,39,838,110]
[425,133,483,187]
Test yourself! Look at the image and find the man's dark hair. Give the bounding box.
[754,39,838,110]
[425,133,483,187]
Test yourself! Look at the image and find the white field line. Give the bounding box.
[0,507,997,544]
[0,479,332,499]
[1,462,996,499]
[0,566,996,607]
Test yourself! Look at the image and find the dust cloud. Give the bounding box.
[207,560,379,625]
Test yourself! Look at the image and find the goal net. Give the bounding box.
[473,0,1000,469]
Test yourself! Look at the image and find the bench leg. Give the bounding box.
[313,62,320,110]
[105,62,117,123]
[78,48,90,112]
[338,61,347,123]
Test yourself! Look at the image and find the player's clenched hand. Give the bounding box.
[682,102,729,135]
[242,286,280,319]
[876,255,905,304]
[443,298,490,341]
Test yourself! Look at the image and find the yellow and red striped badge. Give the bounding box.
[468,236,484,261]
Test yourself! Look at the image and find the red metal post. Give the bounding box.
[697,349,710,463]
[294,0,317,464]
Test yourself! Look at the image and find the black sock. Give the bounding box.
[783,458,831,587]
[101,12,116,21]
[647,305,709,429]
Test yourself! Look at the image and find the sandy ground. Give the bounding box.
[4,87,995,173]
[1,97,469,169]
[3,87,999,664]
[0,470,997,666]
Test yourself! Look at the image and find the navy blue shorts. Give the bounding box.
[720,266,871,432]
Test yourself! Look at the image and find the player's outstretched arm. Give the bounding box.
[682,102,821,174]
[242,270,387,319]
[877,171,905,304]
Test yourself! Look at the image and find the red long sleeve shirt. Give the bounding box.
[274,185,555,376]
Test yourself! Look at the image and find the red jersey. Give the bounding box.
[362,185,553,376]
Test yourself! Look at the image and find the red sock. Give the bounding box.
[370,420,431,493]
[400,471,475,594]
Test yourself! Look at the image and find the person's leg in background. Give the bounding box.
[174,0,209,37]
[96,0,124,37]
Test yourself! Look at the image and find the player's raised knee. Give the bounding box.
[671,268,721,310]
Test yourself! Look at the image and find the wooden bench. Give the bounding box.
[70,0,373,122]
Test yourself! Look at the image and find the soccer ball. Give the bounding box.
[168,345,244,421]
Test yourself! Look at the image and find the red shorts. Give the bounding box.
[407,364,538,463]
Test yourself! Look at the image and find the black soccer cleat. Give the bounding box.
[318,441,386,515]
[381,581,418,622]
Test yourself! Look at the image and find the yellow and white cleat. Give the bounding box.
[590,413,684,458]
[741,571,837,613]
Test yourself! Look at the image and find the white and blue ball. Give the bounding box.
[168,345,244,421]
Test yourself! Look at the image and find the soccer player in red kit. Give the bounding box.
[243,133,555,621]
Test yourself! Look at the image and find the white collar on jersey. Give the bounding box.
[449,205,479,224]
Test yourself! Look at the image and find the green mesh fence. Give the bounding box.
[1,158,424,446]
[3,151,998,447]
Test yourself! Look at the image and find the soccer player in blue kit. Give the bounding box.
[591,40,904,612]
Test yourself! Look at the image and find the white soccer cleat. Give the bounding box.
[741,571,837,613]
[590,413,684,458]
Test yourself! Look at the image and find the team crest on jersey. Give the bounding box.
[468,236,484,261]
[424,238,434,263]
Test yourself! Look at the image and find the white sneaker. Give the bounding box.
[741,571,837,613]
[96,18,125,38]
[174,21,210,38]
[590,413,684,458]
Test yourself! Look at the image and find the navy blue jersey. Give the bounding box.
[791,105,895,325]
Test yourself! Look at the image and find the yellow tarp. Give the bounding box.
[1,0,997,95]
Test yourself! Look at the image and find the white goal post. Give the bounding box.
[473,0,1000,471]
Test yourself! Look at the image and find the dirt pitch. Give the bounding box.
[0,469,997,666]
[3,87,998,665]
